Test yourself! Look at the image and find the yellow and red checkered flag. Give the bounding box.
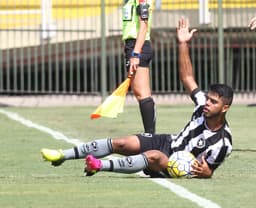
[90,75,132,119]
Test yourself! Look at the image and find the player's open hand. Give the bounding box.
[248,17,256,30]
[177,17,197,43]
[191,156,213,178]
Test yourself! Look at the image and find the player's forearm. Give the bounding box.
[178,42,198,94]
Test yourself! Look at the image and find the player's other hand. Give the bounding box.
[248,17,256,30]
[191,156,213,178]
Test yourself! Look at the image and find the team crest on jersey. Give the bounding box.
[196,138,206,149]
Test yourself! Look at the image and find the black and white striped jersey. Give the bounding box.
[170,88,233,170]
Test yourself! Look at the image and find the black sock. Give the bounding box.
[139,97,156,134]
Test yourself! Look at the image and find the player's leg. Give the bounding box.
[85,150,168,176]
[143,150,169,171]
[85,134,170,176]
[41,138,113,166]
[41,135,141,166]
[136,133,171,177]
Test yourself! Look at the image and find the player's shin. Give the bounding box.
[101,154,148,173]
[64,138,113,160]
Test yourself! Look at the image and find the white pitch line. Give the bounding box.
[0,109,221,208]
[149,177,220,208]
[0,109,81,146]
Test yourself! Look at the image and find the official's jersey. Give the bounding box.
[170,89,233,170]
[122,0,153,40]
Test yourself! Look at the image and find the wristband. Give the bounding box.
[131,51,141,58]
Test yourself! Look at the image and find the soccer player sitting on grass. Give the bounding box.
[41,17,233,178]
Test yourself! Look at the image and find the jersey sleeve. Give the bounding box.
[190,88,206,106]
[190,88,206,118]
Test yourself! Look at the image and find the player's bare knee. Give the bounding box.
[144,150,168,171]
[112,137,134,151]
[145,150,167,163]
[112,139,126,150]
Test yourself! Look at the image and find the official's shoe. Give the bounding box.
[84,155,102,176]
[41,148,65,166]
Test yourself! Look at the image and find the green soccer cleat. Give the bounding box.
[41,148,65,166]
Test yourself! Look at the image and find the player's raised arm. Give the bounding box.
[177,17,198,94]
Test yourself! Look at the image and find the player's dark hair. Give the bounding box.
[209,84,233,105]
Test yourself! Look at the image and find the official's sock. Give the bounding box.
[63,138,113,160]
[139,97,156,134]
[101,154,148,173]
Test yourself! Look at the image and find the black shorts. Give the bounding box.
[136,133,172,157]
[124,39,153,70]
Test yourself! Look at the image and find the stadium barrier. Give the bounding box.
[0,0,256,96]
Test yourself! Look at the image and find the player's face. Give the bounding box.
[203,92,229,118]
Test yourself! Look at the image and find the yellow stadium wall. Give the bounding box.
[1,0,256,29]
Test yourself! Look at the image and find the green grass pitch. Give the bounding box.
[0,105,255,208]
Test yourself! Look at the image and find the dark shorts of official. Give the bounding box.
[124,39,153,70]
[136,133,172,158]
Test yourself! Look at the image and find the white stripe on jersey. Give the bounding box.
[171,116,205,148]
[193,90,206,112]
